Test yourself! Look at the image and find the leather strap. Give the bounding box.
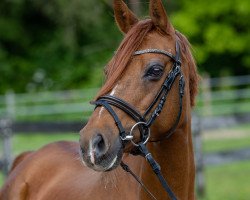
[93,100,127,140]
[138,143,178,200]
[120,161,157,200]
[92,41,184,144]
[96,95,144,122]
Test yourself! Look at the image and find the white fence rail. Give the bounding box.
[0,75,249,120]
[195,75,250,117]
[0,89,98,120]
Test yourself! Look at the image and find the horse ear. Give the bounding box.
[149,0,174,34]
[114,0,139,34]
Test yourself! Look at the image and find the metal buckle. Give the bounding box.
[120,134,134,141]
[128,122,151,146]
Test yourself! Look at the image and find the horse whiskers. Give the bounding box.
[74,156,85,166]
[101,168,119,191]
[73,152,81,161]
[97,151,120,189]
[74,149,87,167]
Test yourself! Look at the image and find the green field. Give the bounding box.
[203,124,250,153]
[200,161,250,200]
[0,124,250,199]
[12,132,78,155]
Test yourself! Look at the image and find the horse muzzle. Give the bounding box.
[79,133,123,172]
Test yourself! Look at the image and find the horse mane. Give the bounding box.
[96,19,199,107]
[175,31,199,107]
[96,19,154,99]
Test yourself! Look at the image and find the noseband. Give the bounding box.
[91,41,184,200]
[92,41,185,146]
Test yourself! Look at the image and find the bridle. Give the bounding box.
[91,40,184,200]
[92,41,185,146]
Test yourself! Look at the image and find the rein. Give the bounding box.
[92,41,184,200]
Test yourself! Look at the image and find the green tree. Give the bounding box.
[0,0,249,94]
[0,0,121,94]
[172,0,250,76]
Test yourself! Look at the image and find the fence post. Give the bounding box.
[192,113,205,197]
[201,74,212,116]
[0,118,13,176]
[5,90,16,120]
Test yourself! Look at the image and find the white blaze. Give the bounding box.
[98,84,119,119]
[89,140,95,164]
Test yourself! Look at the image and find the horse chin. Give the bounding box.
[88,149,123,172]
[105,149,123,171]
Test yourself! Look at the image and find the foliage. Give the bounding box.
[0,0,249,94]
[171,0,250,77]
[0,0,120,94]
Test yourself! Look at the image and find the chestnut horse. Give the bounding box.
[0,0,199,199]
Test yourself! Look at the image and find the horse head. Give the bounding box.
[79,0,198,172]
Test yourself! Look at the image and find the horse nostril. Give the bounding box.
[80,146,85,156]
[92,134,106,158]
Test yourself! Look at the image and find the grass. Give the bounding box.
[0,124,250,199]
[0,173,3,186]
[202,123,250,153]
[200,161,250,200]
[12,132,78,156]
[0,133,78,186]
[203,136,250,153]
[197,124,250,199]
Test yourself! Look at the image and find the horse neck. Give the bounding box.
[140,117,195,200]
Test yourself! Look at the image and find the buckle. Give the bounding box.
[122,122,151,146]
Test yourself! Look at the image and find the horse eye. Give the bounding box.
[145,65,163,80]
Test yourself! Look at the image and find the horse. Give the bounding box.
[0,0,199,199]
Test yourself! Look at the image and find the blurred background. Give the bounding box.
[0,0,249,199]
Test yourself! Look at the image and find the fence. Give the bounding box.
[0,75,250,196]
[0,88,99,121]
[1,75,250,121]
